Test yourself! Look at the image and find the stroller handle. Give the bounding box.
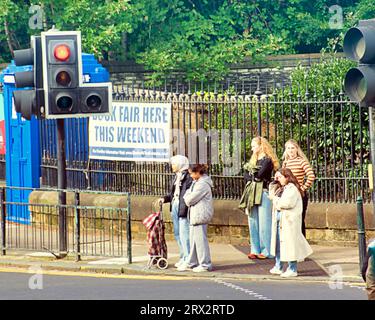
[153,199,164,213]
[158,202,164,221]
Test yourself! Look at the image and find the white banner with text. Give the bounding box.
[89,102,171,162]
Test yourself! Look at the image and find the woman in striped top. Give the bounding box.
[282,139,315,236]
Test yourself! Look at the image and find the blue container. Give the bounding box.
[0,62,41,224]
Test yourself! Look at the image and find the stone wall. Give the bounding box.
[104,53,345,92]
[131,196,375,246]
[29,191,375,247]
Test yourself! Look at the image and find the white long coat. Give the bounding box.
[269,183,313,262]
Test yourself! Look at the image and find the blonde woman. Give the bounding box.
[240,137,280,259]
[282,140,315,236]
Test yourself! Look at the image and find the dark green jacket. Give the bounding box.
[238,180,264,212]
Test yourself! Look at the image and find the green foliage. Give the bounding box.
[288,52,356,97]
[196,53,369,186]
[0,0,137,61]
[42,0,135,59]
[0,0,375,81]
[139,34,287,82]
[136,0,290,82]
[272,53,369,183]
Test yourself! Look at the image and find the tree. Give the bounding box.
[0,0,374,79]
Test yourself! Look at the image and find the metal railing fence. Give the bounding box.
[39,78,370,203]
[0,186,132,261]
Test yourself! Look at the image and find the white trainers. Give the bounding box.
[174,260,183,268]
[192,265,211,273]
[280,269,298,278]
[269,267,283,275]
[177,264,192,272]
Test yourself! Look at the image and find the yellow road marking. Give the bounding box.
[0,267,197,281]
[0,267,366,287]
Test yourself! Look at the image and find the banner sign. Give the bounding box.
[89,102,171,162]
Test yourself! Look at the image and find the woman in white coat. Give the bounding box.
[269,168,313,277]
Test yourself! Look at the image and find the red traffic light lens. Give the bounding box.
[54,44,71,61]
[56,71,72,86]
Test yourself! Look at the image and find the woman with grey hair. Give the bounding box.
[158,155,193,268]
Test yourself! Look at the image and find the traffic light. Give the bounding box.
[41,30,112,118]
[12,36,44,120]
[79,84,110,113]
[343,19,375,106]
[42,31,80,116]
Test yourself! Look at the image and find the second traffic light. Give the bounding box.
[13,36,44,120]
[343,19,375,106]
[41,30,112,119]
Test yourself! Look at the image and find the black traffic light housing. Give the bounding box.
[41,30,112,119]
[12,36,44,120]
[344,19,375,106]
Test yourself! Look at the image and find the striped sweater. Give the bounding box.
[283,157,315,191]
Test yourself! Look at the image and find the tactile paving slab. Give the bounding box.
[213,245,328,277]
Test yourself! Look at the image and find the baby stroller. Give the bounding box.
[142,203,168,270]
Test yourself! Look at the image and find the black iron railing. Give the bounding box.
[0,186,132,260]
[39,78,371,203]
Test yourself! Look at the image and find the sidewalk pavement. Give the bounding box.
[0,241,365,285]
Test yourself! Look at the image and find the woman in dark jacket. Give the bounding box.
[158,155,193,268]
[240,137,280,259]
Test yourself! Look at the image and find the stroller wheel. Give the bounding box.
[147,256,158,268]
[157,258,168,270]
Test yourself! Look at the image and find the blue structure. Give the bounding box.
[0,54,110,224]
[0,64,40,224]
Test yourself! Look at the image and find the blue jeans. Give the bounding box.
[248,191,272,257]
[275,210,297,272]
[171,200,190,263]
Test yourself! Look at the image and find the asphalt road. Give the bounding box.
[0,269,367,301]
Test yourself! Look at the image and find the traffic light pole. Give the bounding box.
[57,119,67,257]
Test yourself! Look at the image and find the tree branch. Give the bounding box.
[255,6,273,34]
[4,18,14,58]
